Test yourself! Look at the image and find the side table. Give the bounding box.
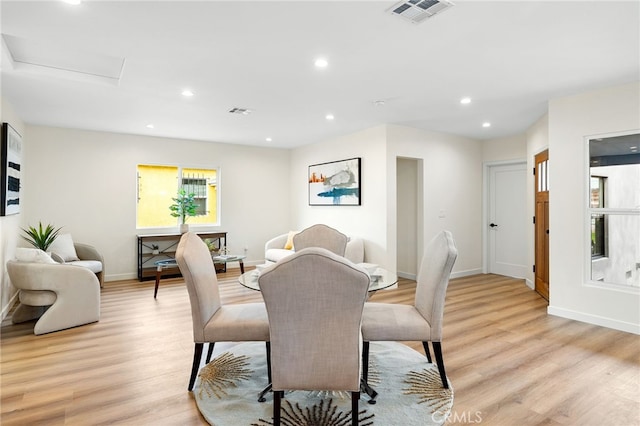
[153,255,246,298]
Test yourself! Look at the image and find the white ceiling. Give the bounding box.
[1,1,639,149]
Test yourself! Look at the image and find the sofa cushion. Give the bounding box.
[284,231,297,250]
[15,248,57,264]
[68,260,103,274]
[265,248,294,263]
[49,234,80,262]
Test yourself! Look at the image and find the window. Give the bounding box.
[137,164,219,228]
[587,132,640,287]
[590,176,606,258]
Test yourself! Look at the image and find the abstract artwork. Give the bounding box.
[1,123,21,216]
[308,157,361,206]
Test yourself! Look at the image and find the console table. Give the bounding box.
[137,231,227,281]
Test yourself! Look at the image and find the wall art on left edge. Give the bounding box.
[308,157,361,206]
[1,123,22,216]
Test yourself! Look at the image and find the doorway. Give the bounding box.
[534,150,550,301]
[396,157,423,280]
[485,161,528,278]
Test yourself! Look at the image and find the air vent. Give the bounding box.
[228,107,252,115]
[388,0,454,24]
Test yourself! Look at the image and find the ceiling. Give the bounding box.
[2,1,639,149]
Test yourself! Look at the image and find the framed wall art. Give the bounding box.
[308,157,361,206]
[1,122,22,216]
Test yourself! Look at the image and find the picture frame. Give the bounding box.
[308,157,361,206]
[1,122,22,216]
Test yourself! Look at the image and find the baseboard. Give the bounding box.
[105,272,138,282]
[450,268,482,279]
[525,278,534,289]
[1,290,19,321]
[397,271,416,280]
[398,268,481,281]
[547,305,640,335]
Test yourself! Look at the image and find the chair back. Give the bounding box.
[292,224,348,256]
[258,247,369,392]
[176,232,221,342]
[414,230,458,341]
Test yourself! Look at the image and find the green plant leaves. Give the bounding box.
[21,222,62,251]
[169,187,199,224]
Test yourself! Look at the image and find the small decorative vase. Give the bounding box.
[180,223,189,234]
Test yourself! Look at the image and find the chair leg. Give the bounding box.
[206,342,215,363]
[362,341,370,382]
[188,343,204,391]
[422,341,432,363]
[266,341,272,383]
[351,391,359,426]
[432,341,448,389]
[273,390,282,426]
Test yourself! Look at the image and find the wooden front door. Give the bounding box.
[534,150,550,301]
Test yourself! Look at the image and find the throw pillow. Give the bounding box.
[284,231,297,250]
[49,233,80,262]
[15,248,57,264]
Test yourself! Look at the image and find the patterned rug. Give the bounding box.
[193,341,454,425]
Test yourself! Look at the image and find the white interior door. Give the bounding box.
[488,162,527,278]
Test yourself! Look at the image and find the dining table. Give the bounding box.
[238,264,398,292]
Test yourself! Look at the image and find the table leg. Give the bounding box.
[239,259,245,274]
[154,266,162,299]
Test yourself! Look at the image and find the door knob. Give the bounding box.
[489,223,498,228]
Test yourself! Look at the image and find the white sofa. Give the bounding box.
[264,232,364,265]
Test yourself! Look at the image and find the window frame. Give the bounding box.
[584,130,640,292]
[136,163,221,231]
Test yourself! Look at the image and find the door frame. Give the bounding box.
[482,159,527,275]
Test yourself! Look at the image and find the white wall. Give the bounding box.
[482,133,527,163]
[386,124,484,278]
[0,98,25,318]
[290,126,390,267]
[548,81,640,334]
[21,125,291,281]
[526,114,549,289]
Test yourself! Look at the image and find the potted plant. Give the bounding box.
[169,188,199,233]
[21,222,62,252]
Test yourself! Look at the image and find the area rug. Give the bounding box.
[193,341,454,425]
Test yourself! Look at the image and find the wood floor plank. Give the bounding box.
[1,271,638,425]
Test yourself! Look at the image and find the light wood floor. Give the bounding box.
[1,271,638,425]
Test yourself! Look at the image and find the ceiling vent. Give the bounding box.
[388,0,454,24]
[228,107,252,115]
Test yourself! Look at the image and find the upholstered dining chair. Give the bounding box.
[292,224,348,256]
[258,247,370,426]
[361,230,458,389]
[175,232,270,391]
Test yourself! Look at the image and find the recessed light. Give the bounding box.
[182,89,194,97]
[265,137,272,142]
[373,100,386,107]
[326,114,335,120]
[314,58,328,68]
[460,97,471,104]
[146,124,155,129]
[482,122,491,128]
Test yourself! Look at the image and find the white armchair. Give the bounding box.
[7,249,100,335]
[49,234,104,287]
